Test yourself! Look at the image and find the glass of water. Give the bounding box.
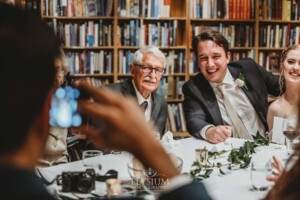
[82,150,103,173]
[250,160,272,191]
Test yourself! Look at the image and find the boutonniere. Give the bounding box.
[235,73,248,90]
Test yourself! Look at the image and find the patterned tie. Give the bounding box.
[140,101,148,112]
[216,84,253,140]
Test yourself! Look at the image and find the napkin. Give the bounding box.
[160,131,181,150]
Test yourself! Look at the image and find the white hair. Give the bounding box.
[133,46,166,68]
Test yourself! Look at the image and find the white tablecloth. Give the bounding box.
[38,137,288,200]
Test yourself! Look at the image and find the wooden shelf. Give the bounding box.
[63,47,114,50]
[70,74,114,78]
[43,16,114,20]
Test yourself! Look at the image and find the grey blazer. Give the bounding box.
[183,58,280,139]
[106,78,168,135]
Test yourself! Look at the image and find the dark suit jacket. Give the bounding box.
[183,58,280,139]
[106,78,168,135]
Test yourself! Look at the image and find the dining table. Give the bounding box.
[38,137,289,200]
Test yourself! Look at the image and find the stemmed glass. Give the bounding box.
[282,115,300,155]
[283,130,300,155]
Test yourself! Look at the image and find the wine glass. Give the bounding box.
[282,115,300,155]
[283,130,300,155]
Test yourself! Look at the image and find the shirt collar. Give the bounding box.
[131,80,151,105]
[210,68,234,88]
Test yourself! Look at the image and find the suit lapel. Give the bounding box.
[150,92,159,121]
[228,65,263,114]
[194,74,223,125]
[121,79,137,97]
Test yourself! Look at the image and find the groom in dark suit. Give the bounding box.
[183,30,280,144]
[107,46,168,135]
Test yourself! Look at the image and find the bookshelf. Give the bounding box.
[18,0,300,137]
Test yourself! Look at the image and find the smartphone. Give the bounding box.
[49,86,83,128]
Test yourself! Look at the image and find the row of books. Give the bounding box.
[118,20,178,47]
[118,0,171,18]
[23,0,41,16]
[259,24,300,48]
[191,24,254,48]
[156,76,185,100]
[118,50,134,74]
[50,20,113,47]
[259,0,300,20]
[65,50,113,74]
[78,77,111,88]
[190,0,255,19]
[43,0,113,17]
[230,50,255,62]
[118,50,186,75]
[165,50,185,74]
[167,103,187,133]
[258,51,281,73]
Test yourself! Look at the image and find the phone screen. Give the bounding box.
[49,86,82,128]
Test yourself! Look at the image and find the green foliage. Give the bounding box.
[190,161,213,181]
[208,150,228,159]
[190,131,269,180]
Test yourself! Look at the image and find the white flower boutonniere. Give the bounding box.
[235,73,248,90]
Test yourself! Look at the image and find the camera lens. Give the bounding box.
[77,177,94,193]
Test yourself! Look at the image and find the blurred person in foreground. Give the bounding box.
[183,30,280,144]
[38,49,69,167]
[106,46,168,136]
[0,4,211,200]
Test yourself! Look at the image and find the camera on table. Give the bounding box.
[61,168,96,193]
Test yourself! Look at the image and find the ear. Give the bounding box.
[226,52,231,64]
[130,64,135,77]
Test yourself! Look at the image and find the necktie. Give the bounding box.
[140,101,148,112]
[217,84,253,140]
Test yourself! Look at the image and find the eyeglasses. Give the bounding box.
[134,64,165,76]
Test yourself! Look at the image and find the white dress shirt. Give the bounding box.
[200,69,265,139]
[132,80,152,122]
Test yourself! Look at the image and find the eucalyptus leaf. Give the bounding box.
[190,130,269,179]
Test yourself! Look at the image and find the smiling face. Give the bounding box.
[197,40,231,84]
[130,53,164,98]
[282,48,300,85]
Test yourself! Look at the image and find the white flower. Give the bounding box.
[235,78,245,88]
[236,73,248,90]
